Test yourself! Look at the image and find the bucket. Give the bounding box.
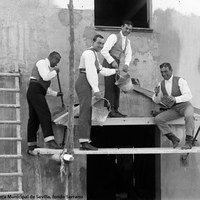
[115,73,134,92]
[92,98,111,126]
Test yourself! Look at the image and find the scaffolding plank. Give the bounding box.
[33,147,200,155]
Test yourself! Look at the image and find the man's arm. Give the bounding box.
[37,60,57,81]
[175,78,192,103]
[101,34,117,65]
[84,50,100,93]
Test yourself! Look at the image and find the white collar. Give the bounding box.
[165,75,173,83]
[45,58,51,69]
[120,31,126,39]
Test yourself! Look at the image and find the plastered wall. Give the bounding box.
[1,0,200,199]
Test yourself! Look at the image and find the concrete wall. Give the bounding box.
[1,0,200,199]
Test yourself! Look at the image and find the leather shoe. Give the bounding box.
[27,145,40,156]
[115,110,127,117]
[108,110,123,118]
[46,140,62,149]
[80,142,98,150]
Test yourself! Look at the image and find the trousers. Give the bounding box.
[75,73,92,140]
[154,102,194,136]
[26,81,54,145]
[102,58,120,110]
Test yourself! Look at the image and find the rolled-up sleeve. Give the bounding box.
[101,34,117,64]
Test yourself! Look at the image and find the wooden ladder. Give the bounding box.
[0,65,23,196]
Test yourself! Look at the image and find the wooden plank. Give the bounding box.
[0,155,22,159]
[0,191,23,195]
[0,88,20,92]
[33,147,200,155]
[0,104,20,108]
[0,137,22,141]
[0,72,20,77]
[0,172,23,176]
[0,120,21,124]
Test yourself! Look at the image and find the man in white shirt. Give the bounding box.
[75,35,118,150]
[27,51,63,154]
[101,20,132,117]
[152,63,194,149]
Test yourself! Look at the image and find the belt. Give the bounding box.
[30,79,38,83]
[79,68,86,73]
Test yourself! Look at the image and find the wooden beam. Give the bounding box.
[33,147,200,155]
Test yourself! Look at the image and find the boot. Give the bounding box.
[79,142,98,150]
[46,140,62,149]
[182,135,193,149]
[165,133,180,148]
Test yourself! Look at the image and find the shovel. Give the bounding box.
[52,72,66,117]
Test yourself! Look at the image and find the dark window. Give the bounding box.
[94,0,151,28]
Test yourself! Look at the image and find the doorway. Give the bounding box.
[87,125,161,200]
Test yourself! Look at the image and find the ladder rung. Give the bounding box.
[0,120,21,124]
[0,72,20,77]
[0,191,23,195]
[0,104,20,108]
[0,137,22,141]
[0,155,22,159]
[0,88,20,92]
[0,172,23,176]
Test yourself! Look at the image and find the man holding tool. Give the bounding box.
[75,34,119,150]
[101,20,133,117]
[26,51,63,154]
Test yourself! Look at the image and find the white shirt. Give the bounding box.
[30,58,58,96]
[79,49,116,93]
[152,75,192,104]
[101,31,132,65]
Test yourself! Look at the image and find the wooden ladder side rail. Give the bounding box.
[15,64,23,195]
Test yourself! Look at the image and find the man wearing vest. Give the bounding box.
[27,51,63,154]
[152,63,194,149]
[75,35,118,150]
[101,20,133,117]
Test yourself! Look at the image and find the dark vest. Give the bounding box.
[109,33,128,61]
[161,76,182,97]
[31,63,51,91]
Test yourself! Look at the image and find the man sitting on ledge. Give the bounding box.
[152,62,194,149]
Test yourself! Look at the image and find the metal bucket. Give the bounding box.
[92,98,111,126]
[115,73,134,92]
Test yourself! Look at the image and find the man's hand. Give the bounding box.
[122,65,129,73]
[111,61,118,69]
[54,66,60,73]
[57,92,63,97]
[93,91,102,101]
[154,85,160,96]
[167,96,176,103]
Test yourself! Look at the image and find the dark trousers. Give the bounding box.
[26,82,54,144]
[75,73,92,140]
[102,59,120,110]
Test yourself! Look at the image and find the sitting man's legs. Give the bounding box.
[154,109,181,148]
